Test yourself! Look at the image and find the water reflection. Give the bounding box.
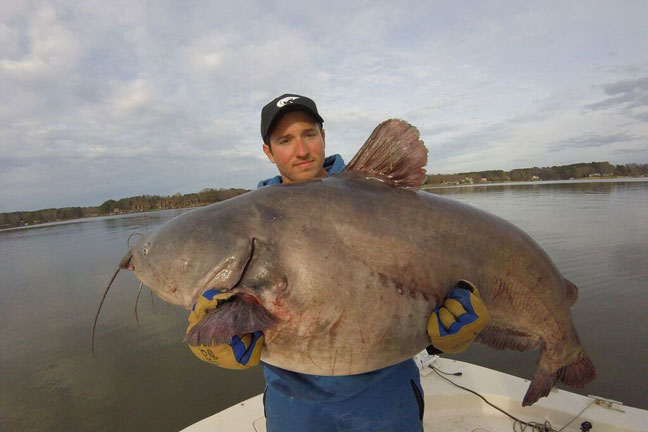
[0,204,266,431]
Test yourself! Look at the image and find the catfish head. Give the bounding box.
[92,202,281,354]
[122,205,256,310]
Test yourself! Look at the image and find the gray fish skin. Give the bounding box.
[125,171,594,405]
[118,119,594,406]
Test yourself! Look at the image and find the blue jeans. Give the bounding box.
[263,359,424,432]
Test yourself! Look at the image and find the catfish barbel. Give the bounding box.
[94,119,595,406]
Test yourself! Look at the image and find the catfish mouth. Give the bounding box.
[119,250,134,270]
[119,250,187,307]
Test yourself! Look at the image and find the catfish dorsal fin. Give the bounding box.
[343,119,428,188]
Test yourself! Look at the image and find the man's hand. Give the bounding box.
[426,280,490,354]
[186,289,264,369]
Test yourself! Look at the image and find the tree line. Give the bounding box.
[3,161,646,229]
[0,188,249,230]
[425,162,648,185]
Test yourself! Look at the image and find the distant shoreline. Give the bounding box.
[0,207,196,233]
[0,188,249,231]
[422,176,647,189]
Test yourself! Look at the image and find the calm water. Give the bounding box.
[1,180,646,431]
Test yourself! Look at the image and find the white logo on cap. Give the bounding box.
[277,96,300,107]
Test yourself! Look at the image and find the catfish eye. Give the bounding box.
[142,242,151,256]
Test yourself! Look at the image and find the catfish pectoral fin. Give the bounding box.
[185,294,277,346]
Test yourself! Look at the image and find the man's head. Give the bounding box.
[261,94,327,184]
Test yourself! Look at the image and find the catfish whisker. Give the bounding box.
[127,232,144,248]
[92,251,133,356]
[135,282,144,326]
[150,289,157,314]
[91,267,122,357]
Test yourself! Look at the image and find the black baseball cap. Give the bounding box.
[260,94,324,144]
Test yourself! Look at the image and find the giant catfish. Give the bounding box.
[95,119,595,406]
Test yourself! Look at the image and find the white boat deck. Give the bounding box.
[182,354,647,432]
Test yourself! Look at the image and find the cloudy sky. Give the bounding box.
[1,1,647,212]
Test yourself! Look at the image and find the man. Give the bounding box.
[257,95,342,186]
[187,94,489,431]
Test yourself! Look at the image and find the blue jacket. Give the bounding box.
[257,154,421,404]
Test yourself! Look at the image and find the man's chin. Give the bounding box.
[286,167,325,183]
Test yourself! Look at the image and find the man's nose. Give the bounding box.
[294,138,309,157]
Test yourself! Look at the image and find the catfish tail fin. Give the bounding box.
[523,349,596,406]
[523,368,557,407]
[557,350,596,387]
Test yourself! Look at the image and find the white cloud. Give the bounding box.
[0,1,80,78]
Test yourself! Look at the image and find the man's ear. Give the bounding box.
[321,128,326,147]
[262,144,276,163]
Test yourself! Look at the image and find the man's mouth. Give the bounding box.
[294,160,314,168]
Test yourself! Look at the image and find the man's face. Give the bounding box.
[263,111,327,184]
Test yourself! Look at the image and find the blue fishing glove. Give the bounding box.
[427,280,490,354]
[186,289,264,369]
